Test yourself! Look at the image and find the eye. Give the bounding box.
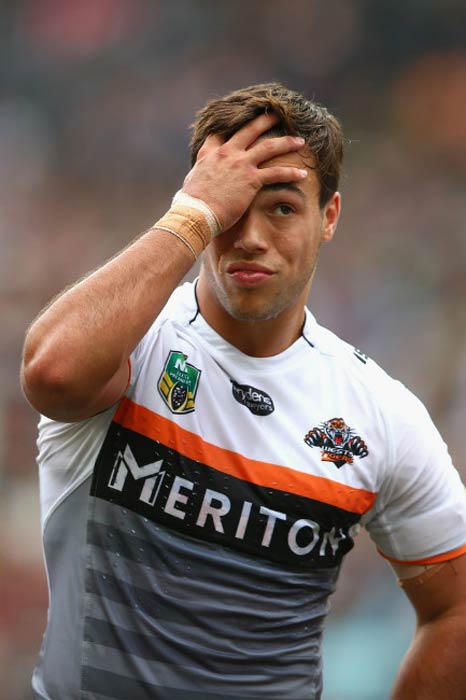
[274,203,295,216]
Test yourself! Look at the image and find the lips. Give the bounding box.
[226,262,275,287]
[226,262,274,275]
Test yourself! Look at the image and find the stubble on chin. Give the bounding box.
[200,257,316,324]
[212,280,308,323]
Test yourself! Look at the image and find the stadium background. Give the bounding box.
[1,1,465,698]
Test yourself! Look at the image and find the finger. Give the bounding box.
[197,133,224,160]
[259,165,308,185]
[250,135,305,165]
[228,111,280,150]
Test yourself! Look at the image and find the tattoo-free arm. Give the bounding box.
[390,552,466,699]
[21,228,195,422]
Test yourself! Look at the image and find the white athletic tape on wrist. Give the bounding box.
[172,190,222,238]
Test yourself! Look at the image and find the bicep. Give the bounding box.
[78,359,131,420]
[392,552,466,624]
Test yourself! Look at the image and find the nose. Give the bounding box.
[232,211,269,253]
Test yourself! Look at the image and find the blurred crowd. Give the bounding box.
[1,1,465,698]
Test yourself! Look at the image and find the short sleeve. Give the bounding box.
[38,407,116,529]
[364,385,466,564]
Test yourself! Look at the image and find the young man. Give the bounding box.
[22,83,466,700]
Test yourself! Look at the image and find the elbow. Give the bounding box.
[21,335,126,422]
[21,341,84,420]
[22,355,64,418]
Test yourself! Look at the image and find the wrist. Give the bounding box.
[149,191,222,259]
[172,190,222,238]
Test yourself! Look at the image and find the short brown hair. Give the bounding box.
[190,82,343,208]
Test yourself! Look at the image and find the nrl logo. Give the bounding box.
[304,417,369,468]
[158,350,201,414]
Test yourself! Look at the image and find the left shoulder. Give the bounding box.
[307,313,411,400]
[305,313,441,447]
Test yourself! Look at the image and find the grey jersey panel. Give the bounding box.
[80,497,337,699]
[81,666,304,700]
[32,478,91,699]
[34,481,338,699]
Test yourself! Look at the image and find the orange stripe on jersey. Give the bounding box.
[378,542,466,566]
[114,397,376,515]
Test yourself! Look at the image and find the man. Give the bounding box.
[22,83,466,700]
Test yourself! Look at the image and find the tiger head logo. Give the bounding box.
[323,418,352,448]
[304,417,369,468]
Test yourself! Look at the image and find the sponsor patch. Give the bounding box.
[231,380,275,415]
[91,422,363,569]
[158,350,201,414]
[304,417,369,468]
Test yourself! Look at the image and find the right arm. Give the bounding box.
[21,227,195,422]
[21,112,308,422]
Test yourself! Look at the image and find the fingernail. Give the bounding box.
[295,137,305,145]
[299,169,308,177]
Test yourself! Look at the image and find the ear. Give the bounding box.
[321,192,341,242]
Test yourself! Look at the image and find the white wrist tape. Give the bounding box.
[172,190,222,238]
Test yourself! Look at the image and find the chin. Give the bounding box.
[224,299,286,323]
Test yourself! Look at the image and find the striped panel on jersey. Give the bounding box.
[82,500,330,699]
[82,667,299,700]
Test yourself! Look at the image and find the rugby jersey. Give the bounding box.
[33,281,466,700]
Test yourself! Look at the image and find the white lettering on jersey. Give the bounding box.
[196,489,231,532]
[234,501,253,540]
[109,446,165,507]
[259,507,287,547]
[174,357,188,372]
[320,527,346,556]
[108,443,360,562]
[288,519,320,555]
[164,476,194,520]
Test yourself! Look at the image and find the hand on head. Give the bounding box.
[182,112,308,233]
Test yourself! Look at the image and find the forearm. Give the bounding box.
[392,613,466,699]
[22,226,195,419]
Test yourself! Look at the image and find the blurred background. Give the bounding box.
[1,0,465,698]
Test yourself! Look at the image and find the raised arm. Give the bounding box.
[390,553,466,699]
[21,112,308,422]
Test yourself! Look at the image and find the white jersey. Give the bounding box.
[33,281,466,700]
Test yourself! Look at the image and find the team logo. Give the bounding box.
[304,417,369,468]
[231,380,275,416]
[158,350,201,414]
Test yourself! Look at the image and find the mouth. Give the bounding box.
[226,262,275,287]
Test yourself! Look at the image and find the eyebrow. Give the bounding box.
[261,182,306,200]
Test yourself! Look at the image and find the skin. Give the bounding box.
[391,553,466,699]
[20,110,466,699]
[196,150,339,356]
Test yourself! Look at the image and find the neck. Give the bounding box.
[196,279,307,357]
